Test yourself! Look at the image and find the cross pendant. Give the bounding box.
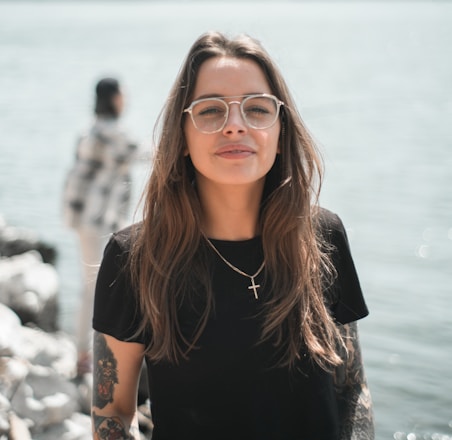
[248,277,260,300]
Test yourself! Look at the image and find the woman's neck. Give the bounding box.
[197,180,264,241]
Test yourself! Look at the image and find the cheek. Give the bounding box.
[261,127,281,157]
[183,130,207,165]
[265,121,281,152]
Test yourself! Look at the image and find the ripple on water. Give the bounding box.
[393,433,452,440]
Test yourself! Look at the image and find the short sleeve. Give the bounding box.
[92,227,145,343]
[318,208,369,324]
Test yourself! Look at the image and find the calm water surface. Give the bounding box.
[0,2,451,439]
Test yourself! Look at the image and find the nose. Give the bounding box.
[222,101,247,134]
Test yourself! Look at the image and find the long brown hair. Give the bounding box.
[129,31,342,370]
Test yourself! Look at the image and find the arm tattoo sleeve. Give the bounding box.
[334,322,375,440]
[93,332,119,409]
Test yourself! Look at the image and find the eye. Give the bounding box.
[243,97,276,118]
[194,100,227,119]
[246,105,270,115]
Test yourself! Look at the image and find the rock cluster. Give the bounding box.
[0,217,59,332]
[0,216,152,439]
[0,303,92,439]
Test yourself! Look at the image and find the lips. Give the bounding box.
[215,145,256,156]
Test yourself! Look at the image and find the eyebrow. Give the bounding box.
[193,93,267,100]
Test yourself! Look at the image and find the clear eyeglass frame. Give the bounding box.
[183,93,284,134]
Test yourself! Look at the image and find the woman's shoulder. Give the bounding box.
[314,206,345,236]
[314,207,353,254]
[315,207,369,323]
[109,222,143,253]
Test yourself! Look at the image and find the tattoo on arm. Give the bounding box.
[93,332,119,409]
[334,322,375,440]
[92,410,140,439]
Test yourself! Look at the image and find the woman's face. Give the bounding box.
[184,56,280,191]
[112,91,124,115]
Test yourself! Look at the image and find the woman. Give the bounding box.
[91,32,374,439]
[63,77,137,376]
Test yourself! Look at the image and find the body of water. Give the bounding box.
[0,1,451,439]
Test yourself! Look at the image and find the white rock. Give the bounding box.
[0,304,22,356]
[7,261,59,308]
[10,381,43,430]
[9,290,41,316]
[0,225,39,247]
[0,394,11,411]
[16,327,77,378]
[0,394,11,434]
[0,251,58,320]
[42,392,77,426]
[0,251,42,284]
[32,412,92,440]
[11,366,80,428]
[0,357,29,400]
[24,365,79,404]
[17,262,59,303]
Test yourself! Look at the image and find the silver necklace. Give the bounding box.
[205,237,265,300]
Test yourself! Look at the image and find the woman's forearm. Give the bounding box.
[91,332,144,439]
[335,322,375,440]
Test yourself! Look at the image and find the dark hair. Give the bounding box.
[94,77,121,117]
[130,31,342,370]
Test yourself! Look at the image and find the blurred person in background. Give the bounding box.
[63,77,138,377]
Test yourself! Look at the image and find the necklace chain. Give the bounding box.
[204,237,265,300]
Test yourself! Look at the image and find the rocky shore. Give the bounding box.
[0,216,152,439]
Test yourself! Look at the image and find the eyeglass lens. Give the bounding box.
[191,95,280,133]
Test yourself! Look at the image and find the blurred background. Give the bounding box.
[0,1,451,439]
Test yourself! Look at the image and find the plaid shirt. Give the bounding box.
[63,117,138,233]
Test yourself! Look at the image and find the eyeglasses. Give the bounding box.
[183,93,284,134]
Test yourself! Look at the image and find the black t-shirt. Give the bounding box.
[93,208,369,440]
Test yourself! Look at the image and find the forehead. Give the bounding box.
[193,56,272,98]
